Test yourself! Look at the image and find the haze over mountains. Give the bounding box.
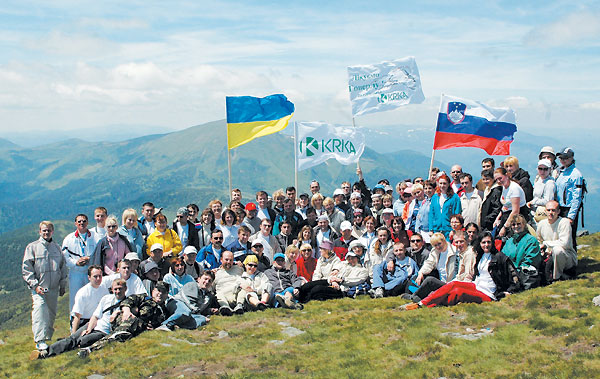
[0,120,597,234]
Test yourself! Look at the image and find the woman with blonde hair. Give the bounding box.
[503,156,533,202]
[119,208,144,258]
[311,193,325,217]
[493,167,530,237]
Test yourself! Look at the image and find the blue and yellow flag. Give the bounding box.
[226,94,294,149]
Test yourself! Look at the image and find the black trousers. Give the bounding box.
[47,325,106,357]
[298,279,344,303]
[412,277,445,302]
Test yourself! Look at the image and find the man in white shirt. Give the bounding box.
[536,201,577,282]
[91,207,108,244]
[459,173,483,226]
[214,251,244,316]
[255,191,276,224]
[31,279,127,360]
[101,259,147,296]
[70,265,108,335]
[62,214,98,312]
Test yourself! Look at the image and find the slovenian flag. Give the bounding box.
[433,94,517,155]
[226,94,294,150]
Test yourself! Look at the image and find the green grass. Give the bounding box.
[2,235,600,378]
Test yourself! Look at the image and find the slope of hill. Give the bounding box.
[0,120,449,235]
[1,234,599,377]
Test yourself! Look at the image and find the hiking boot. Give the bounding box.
[109,330,131,342]
[219,306,233,316]
[257,302,268,311]
[293,302,304,310]
[275,294,287,308]
[374,287,384,299]
[77,347,90,359]
[30,349,47,360]
[35,341,48,351]
[399,302,420,311]
[283,296,295,309]
[233,303,245,315]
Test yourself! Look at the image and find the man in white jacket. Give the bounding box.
[22,221,68,352]
[214,251,244,316]
[459,173,482,226]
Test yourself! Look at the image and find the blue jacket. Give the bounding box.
[555,164,584,220]
[196,244,222,270]
[415,197,431,233]
[372,255,418,290]
[428,193,462,236]
[118,226,144,258]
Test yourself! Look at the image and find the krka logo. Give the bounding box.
[299,136,357,156]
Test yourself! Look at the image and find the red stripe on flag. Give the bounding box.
[433,132,512,155]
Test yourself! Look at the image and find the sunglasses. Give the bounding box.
[253,245,264,249]
[301,248,312,252]
[410,239,422,243]
[537,167,549,171]
[246,264,258,268]
[213,237,223,240]
[106,225,118,229]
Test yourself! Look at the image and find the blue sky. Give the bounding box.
[0,0,599,140]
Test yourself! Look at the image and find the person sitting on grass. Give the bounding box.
[264,253,304,309]
[297,240,345,303]
[502,214,542,289]
[174,271,219,322]
[338,251,370,298]
[371,242,418,298]
[400,231,521,310]
[162,257,195,296]
[31,279,127,360]
[214,251,245,316]
[296,243,317,282]
[239,254,272,311]
[78,281,172,358]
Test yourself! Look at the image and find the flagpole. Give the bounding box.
[226,124,233,201]
[428,93,444,179]
[294,121,298,191]
[352,117,360,170]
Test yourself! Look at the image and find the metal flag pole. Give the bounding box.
[226,123,233,201]
[294,121,299,191]
[428,93,444,178]
[352,117,360,172]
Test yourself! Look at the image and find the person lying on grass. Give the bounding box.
[401,231,521,310]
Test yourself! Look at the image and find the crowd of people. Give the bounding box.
[23,145,586,359]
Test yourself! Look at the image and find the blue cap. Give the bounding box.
[273,253,286,261]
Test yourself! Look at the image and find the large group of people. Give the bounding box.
[23,145,586,359]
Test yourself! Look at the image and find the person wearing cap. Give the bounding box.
[93,215,134,275]
[380,208,395,228]
[555,147,584,248]
[528,159,557,222]
[370,193,384,222]
[101,259,147,296]
[539,146,559,179]
[124,252,141,276]
[239,254,272,311]
[146,214,182,259]
[140,243,170,280]
[537,200,578,282]
[314,215,339,249]
[172,207,200,251]
[338,250,369,297]
[345,191,373,222]
[248,240,272,272]
[273,198,303,237]
[181,246,203,279]
[141,261,161,294]
[372,183,386,197]
[371,242,418,298]
[214,251,245,316]
[197,229,224,270]
[78,281,173,358]
[23,221,68,353]
[242,202,261,234]
[225,225,252,262]
[265,252,305,309]
[296,193,311,219]
[348,239,367,266]
[162,257,195,296]
[333,188,350,214]
[323,197,346,233]
[119,208,144,259]
[297,240,344,303]
[333,221,356,261]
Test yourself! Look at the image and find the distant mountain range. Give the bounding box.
[0,120,596,234]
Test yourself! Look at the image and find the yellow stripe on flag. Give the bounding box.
[227,114,293,150]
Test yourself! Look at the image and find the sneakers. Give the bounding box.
[155,324,172,332]
[29,349,47,360]
[256,302,268,311]
[35,341,48,351]
[275,294,286,308]
[374,287,384,299]
[399,302,420,311]
[219,306,233,316]
[108,330,131,342]
[233,303,245,315]
[293,302,304,310]
[77,347,90,359]
[283,296,295,309]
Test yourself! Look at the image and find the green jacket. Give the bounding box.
[502,232,541,270]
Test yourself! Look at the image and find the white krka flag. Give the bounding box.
[296,122,365,171]
[348,56,425,117]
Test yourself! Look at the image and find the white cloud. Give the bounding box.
[580,101,600,110]
[78,17,148,29]
[523,11,600,47]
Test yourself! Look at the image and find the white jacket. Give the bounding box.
[313,254,343,281]
[62,230,98,274]
[214,265,243,297]
[240,271,273,295]
[338,262,368,291]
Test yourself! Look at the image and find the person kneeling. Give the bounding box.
[371,242,418,298]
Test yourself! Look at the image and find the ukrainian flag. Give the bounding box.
[226,94,295,149]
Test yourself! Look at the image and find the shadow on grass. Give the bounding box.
[576,256,600,275]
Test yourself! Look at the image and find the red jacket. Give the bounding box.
[296,256,317,281]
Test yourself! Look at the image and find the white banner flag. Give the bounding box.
[348,56,425,117]
[296,122,365,171]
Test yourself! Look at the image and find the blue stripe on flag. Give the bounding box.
[436,114,516,141]
[226,94,294,123]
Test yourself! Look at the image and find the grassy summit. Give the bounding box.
[1,235,599,378]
